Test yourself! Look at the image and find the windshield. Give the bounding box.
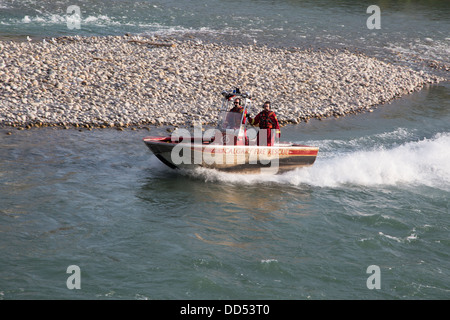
[216,111,245,131]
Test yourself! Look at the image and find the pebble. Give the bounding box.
[0,35,447,129]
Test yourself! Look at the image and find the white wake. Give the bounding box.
[188,131,450,190]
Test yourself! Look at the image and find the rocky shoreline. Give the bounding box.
[0,35,446,130]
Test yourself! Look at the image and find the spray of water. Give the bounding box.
[187,131,450,190]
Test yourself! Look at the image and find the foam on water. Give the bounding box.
[290,132,450,189]
[6,13,229,38]
[18,14,117,26]
[387,37,450,65]
[141,25,231,37]
[308,128,416,152]
[378,230,418,243]
[188,132,450,190]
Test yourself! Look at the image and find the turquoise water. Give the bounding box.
[0,0,449,300]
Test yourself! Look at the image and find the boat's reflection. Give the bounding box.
[138,167,315,251]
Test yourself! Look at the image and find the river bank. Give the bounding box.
[0,35,446,129]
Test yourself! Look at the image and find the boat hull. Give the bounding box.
[143,136,318,174]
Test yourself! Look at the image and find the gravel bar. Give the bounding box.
[0,35,446,129]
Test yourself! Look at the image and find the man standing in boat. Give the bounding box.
[248,101,281,146]
[228,98,248,125]
[224,97,249,145]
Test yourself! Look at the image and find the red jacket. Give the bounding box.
[249,110,281,146]
[249,110,280,132]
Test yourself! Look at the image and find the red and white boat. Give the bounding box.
[143,89,319,174]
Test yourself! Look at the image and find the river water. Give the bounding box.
[0,0,449,300]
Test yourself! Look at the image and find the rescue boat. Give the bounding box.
[143,89,319,174]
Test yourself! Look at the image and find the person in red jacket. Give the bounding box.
[228,98,248,125]
[248,101,280,146]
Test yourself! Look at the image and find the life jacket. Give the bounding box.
[259,110,275,129]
